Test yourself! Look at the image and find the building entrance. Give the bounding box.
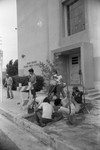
[69,53,80,85]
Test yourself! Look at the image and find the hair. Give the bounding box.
[6,74,9,77]
[43,97,50,103]
[28,68,34,73]
[54,98,61,106]
[53,69,57,74]
[72,86,79,92]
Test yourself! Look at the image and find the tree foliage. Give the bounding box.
[34,59,61,81]
[6,59,18,76]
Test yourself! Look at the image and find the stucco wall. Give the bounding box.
[81,42,94,89]
[17,0,49,75]
[17,0,100,88]
[87,0,100,87]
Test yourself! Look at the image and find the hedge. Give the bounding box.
[12,75,44,91]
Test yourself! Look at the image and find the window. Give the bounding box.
[72,56,79,64]
[62,0,85,35]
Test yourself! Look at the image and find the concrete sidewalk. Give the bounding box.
[0,89,100,150]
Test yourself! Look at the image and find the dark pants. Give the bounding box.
[7,85,13,99]
[35,110,52,126]
[56,84,66,98]
[31,84,36,99]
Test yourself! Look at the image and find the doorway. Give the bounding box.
[69,53,81,85]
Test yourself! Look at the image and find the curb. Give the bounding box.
[0,107,79,150]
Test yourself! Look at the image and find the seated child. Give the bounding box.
[72,86,83,104]
[58,94,81,116]
[35,97,54,127]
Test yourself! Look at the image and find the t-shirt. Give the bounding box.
[29,73,36,86]
[38,102,54,119]
[53,74,63,84]
[72,91,83,104]
[6,77,13,86]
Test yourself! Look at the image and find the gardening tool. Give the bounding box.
[79,69,89,113]
[66,83,71,115]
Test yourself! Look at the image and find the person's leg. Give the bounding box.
[35,110,43,126]
[42,118,52,125]
[59,106,69,114]
[31,85,36,99]
[56,85,61,98]
[35,111,40,124]
[52,111,63,121]
[7,86,10,98]
[74,103,81,113]
[9,85,13,99]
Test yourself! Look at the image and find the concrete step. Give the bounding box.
[85,96,100,101]
[86,89,99,94]
[85,94,100,100]
[87,92,100,97]
[84,88,100,100]
[95,96,100,100]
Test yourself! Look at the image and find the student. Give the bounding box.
[72,86,83,104]
[48,70,66,99]
[4,74,13,99]
[53,70,66,98]
[35,97,54,127]
[58,95,81,116]
[28,68,37,99]
[23,68,36,111]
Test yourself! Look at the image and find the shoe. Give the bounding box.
[10,97,13,99]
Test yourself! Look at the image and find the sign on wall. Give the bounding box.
[24,61,37,68]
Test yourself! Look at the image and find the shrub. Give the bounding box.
[12,76,29,90]
[12,75,44,91]
[34,59,61,91]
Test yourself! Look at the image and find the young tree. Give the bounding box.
[34,58,62,90]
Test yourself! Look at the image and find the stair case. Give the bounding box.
[85,88,100,100]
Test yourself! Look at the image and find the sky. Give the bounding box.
[0,0,18,70]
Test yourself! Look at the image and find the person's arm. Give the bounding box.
[10,77,13,85]
[3,78,7,87]
[38,103,42,110]
[71,96,80,107]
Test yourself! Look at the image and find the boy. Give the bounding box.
[35,97,54,126]
[72,86,83,104]
[4,74,13,99]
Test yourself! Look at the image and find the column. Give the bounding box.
[0,50,3,102]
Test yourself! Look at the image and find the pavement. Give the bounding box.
[0,88,100,150]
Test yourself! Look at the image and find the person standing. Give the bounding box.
[28,68,37,100]
[72,86,83,104]
[53,70,66,99]
[5,74,13,99]
[23,68,37,111]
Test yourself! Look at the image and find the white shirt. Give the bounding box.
[38,102,54,119]
[53,74,63,84]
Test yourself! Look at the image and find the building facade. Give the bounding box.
[16,0,100,90]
